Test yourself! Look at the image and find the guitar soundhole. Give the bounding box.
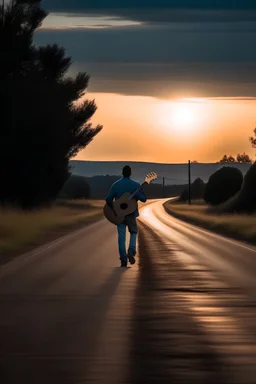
[120,203,128,210]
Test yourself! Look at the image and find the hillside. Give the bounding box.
[70,160,251,185]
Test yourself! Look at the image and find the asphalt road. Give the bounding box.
[0,200,256,383]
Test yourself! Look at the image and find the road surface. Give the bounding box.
[0,200,256,383]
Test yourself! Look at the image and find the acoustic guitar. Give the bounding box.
[103,172,157,225]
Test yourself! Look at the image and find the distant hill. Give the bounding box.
[70,160,252,185]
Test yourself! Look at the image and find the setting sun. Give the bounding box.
[172,103,196,128]
[155,99,204,134]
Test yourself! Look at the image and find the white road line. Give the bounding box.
[26,219,106,261]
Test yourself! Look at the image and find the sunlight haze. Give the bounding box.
[35,2,256,163]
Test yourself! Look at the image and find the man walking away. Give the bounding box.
[105,165,147,267]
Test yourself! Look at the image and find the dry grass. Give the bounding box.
[0,200,105,256]
[164,200,256,245]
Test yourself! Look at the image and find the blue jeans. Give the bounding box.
[117,222,137,261]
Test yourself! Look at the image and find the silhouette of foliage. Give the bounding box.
[179,178,205,202]
[0,0,102,208]
[236,153,253,164]
[249,127,256,152]
[217,163,256,214]
[219,154,236,163]
[59,175,91,199]
[204,167,243,206]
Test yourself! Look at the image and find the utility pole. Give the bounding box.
[188,160,191,205]
[162,177,165,198]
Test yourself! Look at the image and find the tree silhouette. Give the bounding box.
[249,127,256,152]
[60,175,91,200]
[0,0,102,208]
[236,153,253,164]
[219,155,236,163]
[204,167,243,206]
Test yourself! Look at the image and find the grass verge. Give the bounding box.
[0,200,105,258]
[164,200,256,245]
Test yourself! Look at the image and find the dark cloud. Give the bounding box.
[69,62,256,99]
[35,26,256,98]
[36,3,256,99]
[60,10,256,24]
[44,0,256,11]
[35,25,256,63]
[43,1,256,23]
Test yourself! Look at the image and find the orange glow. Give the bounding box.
[155,100,205,135]
[76,93,256,163]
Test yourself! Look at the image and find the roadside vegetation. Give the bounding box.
[0,1,104,260]
[0,200,104,257]
[165,158,256,245]
[164,200,256,245]
[0,0,102,209]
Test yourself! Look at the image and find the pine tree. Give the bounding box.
[0,1,102,208]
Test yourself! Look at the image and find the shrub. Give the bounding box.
[179,178,205,202]
[204,166,243,206]
[60,175,91,199]
[218,163,256,213]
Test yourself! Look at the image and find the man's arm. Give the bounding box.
[105,184,116,208]
[135,187,147,203]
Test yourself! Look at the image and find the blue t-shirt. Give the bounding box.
[105,177,147,217]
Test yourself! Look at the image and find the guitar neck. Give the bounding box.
[129,181,147,200]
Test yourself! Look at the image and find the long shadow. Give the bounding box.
[128,222,230,384]
[0,268,126,384]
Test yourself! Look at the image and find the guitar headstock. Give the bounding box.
[144,172,157,184]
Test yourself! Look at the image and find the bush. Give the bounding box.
[179,178,205,202]
[179,189,189,202]
[204,166,243,206]
[60,175,91,199]
[218,163,256,213]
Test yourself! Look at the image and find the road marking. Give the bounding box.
[26,219,106,261]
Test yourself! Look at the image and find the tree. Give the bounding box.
[217,163,256,214]
[191,178,205,198]
[204,167,243,206]
[0,0,47,77]
[219,155,236,163]
[0,0,102,208]
[60,175,91,199]
[179,178,205,202]
[236,153,253,164]
[249,127,256,152]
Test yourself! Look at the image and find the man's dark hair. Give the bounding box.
[122,165,131,177]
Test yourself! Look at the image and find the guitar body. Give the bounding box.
[103,193,138,225]
[103,172,157,225]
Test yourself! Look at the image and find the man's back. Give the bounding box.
[105,176,146,217]
[105,165,147,267]
[109,177,140,199]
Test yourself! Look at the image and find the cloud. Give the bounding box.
[43,1,256,23]
[35,5,256,99]
[65,61,256,99]
[35,24,256,63]
[44,0,256,12]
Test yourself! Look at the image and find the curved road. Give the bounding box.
[0,200,255,383]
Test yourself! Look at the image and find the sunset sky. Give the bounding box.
[35,0,256,163]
